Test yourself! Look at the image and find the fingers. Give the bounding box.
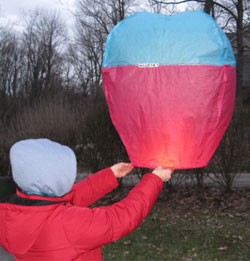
[122,163,134,172]
[152,166,174,182]
[119,163,134,176]
[111,162,134,178]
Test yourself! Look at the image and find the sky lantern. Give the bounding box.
[101,10,236,169]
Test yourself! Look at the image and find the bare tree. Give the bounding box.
[73,0,137,98]
[0,27,24,121]
[21,9,67,100]
[0,28,18,98]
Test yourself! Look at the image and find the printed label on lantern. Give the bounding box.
[138,63,159,68]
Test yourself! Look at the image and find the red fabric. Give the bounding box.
[0,169,162,261]
[102,65,236,169]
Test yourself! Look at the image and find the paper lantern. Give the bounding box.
[101,10,236,169]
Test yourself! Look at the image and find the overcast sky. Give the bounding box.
[0,0,76,30]
[0,0,189,33]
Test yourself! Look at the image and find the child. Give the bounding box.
[0,138,172,260]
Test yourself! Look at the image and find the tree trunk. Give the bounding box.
[236,0,244,104]
[204,0,214,16]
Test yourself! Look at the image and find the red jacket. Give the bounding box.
[0,168,162,260]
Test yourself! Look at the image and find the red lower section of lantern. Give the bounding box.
[102,65,236,169]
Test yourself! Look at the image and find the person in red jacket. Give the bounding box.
[0,138,172,261]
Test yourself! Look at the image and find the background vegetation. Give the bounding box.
[0,0,249,192]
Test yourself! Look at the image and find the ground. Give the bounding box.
[96,186,250,261]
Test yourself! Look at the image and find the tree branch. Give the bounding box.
[152,0,238,21]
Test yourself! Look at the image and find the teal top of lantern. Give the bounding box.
[102,10,236,68]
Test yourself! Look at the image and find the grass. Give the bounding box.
[100,188,250,261]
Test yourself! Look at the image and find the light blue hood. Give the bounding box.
[10,138,77,197]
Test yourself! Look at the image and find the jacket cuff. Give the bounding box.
[141,173,163,191]
[105,168,119,188]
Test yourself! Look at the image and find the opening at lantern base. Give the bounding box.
[130,162,208,170]
[129,150,209,169]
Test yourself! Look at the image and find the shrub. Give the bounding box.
[77,100,129,172]
[0,92,85,176]
[206,106,250,191]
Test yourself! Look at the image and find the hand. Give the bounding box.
[110,162,134,178]
[152,167,173,182]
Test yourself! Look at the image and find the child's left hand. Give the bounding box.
[110,162,134,178]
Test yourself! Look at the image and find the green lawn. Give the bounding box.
[101,188,250,261]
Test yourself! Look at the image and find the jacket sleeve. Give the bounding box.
[64,168,119,207]
[62,173,162,251]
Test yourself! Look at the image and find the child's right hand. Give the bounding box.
[110,162,134,178]
[152,167,173,182]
